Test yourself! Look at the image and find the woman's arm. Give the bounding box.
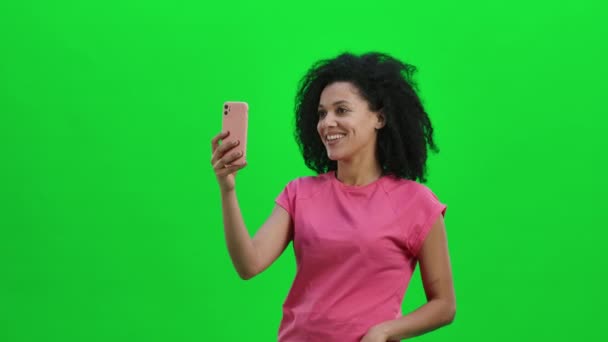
[221,192,292,280]
[370,214,456,341]
[212,131,292,280]
[220,189,259,279]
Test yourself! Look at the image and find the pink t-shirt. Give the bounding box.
[274,171,447,341]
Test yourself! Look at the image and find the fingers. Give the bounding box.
[213,149,244,170]
[210,131,241,166]
[211,140,241,166]
[215,162,247,178]
[210,130,247,181]
[211,131,230,153]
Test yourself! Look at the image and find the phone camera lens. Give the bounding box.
[224,111,228,115]
[224,105,228,109]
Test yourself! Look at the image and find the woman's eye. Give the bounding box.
[318,108,347,117]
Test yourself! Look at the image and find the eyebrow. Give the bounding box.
[318,100,351,108]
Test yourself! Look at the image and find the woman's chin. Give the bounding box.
[326,150,346,161]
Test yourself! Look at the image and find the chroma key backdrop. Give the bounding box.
[1,1,606,341]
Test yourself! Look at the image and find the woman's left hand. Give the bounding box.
[360,326,389,342]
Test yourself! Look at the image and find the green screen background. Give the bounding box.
[1,1,606,341]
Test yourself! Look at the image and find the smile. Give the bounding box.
[326,134,346,145]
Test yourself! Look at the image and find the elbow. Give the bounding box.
[239,272,255,280]
[238,266,258,281]
[443,301,456,325]
[446,308,456,325]
[432,297,456,325]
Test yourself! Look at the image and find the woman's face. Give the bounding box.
[316,81,384,161]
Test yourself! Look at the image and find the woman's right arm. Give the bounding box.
[212,131,292,280]
[221,192,292,280]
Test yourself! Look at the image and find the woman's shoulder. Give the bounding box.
[381,175,439,199]
[281,172,332,198]
[286,171,332,185]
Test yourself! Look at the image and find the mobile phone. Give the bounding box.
[221,101,248,166]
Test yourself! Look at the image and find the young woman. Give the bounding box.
[211,52,456,342]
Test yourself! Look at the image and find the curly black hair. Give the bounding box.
[294,52,440,184]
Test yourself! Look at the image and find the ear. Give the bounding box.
[375,111,386,130]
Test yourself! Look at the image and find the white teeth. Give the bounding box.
[326,134,345,141]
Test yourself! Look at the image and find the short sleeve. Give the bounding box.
[406,185,447,258]
[275,180,297,218]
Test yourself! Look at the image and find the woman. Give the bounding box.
[211,52,456,342]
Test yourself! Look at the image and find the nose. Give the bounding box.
[319,111,338,129]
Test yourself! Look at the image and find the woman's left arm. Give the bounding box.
[362,214,456,342]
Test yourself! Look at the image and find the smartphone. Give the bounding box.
[221,101,248,166]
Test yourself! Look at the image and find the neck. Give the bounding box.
[335,156,383,187]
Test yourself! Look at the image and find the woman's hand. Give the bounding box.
[360,326,389,342]
[211,131,247,193]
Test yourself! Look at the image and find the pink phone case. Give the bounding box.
[221,101,248,166]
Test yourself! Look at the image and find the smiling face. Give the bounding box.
[317,81,385,162]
